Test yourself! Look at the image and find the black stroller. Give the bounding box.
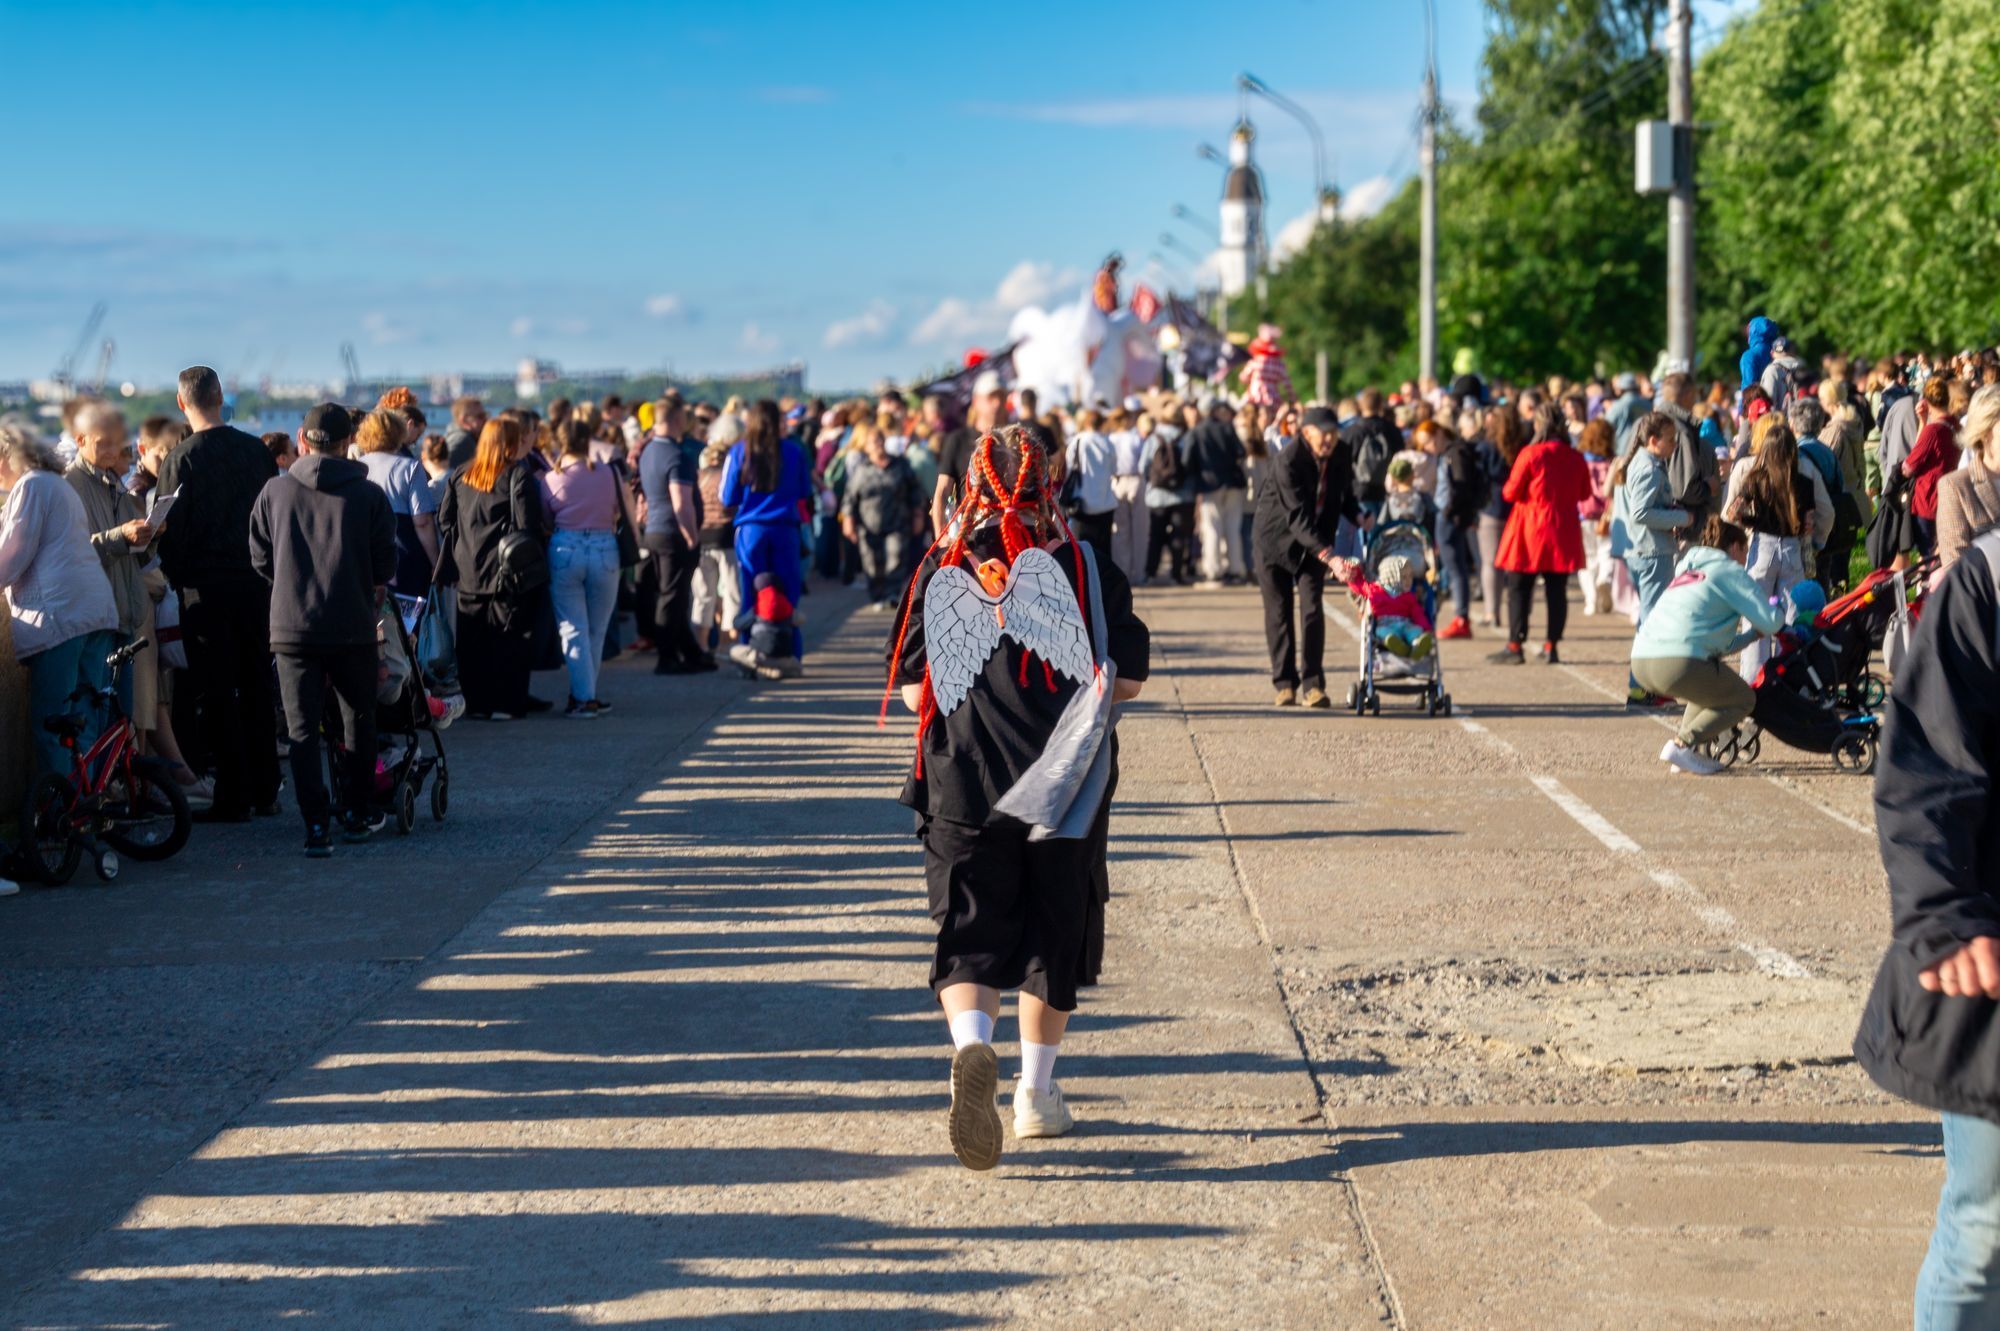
[327,593,451,833]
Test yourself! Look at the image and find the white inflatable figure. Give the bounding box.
[1008,293,1097,408]
[1090,308,1162,406]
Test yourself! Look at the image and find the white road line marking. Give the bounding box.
[1528,774,1642,853]
[1456,715,1812,979]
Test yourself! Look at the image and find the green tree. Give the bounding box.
[1700,0,2000,366]
[1247,180,1421,396]
[1437,0,1669,382]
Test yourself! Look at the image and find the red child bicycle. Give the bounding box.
[20,637,192,885]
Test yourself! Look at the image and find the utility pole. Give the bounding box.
[1418,0,1440,389]
[1666,0,1695,370]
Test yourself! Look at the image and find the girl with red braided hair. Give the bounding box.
[884,422,1149,1171]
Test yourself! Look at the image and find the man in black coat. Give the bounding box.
[158,365,282,822]
[1252,406,1368,709]
[249,404,396,855]
[1855,528,2000,1319]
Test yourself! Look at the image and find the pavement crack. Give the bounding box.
[1155,635,1407,1331]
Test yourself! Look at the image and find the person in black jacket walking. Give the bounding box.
[158,365,281,823]
[437,417,547,720]
[1340,388,1402,513]
[1252,406,1368,708]
[249,404,396,855]
[1856,527,2000,1326]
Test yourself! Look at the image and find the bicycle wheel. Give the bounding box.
[21,773,81,886]
[102,761,192,862]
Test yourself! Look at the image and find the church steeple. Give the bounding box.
[1218,117,1266,299]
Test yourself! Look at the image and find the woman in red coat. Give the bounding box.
[1491,402,1590,664]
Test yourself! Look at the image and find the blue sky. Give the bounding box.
[0,0,1747,393]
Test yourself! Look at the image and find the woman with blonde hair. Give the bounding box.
[355,408,440,593]
[1935,384,2000,570]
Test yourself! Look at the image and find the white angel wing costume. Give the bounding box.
[923,546,1095,716]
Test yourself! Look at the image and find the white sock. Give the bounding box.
[948,1009,994,1051]
[1019,1039,1059,1094]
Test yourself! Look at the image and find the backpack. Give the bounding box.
[1346,419,1398,499]
[496,530,549,596]
[1146,431,1187,491]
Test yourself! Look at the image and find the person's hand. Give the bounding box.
[1920,937,2000,999]
[119,519,154,546]
[840,518,856,543]
[1359,511,1376,531]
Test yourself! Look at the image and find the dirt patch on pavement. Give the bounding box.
[1282,952,1897,1111]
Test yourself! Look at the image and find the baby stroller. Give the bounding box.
[327,593,453,834]
[1803,561,1927,710]
[1703,575,1909,776]
[1345,519,1452,717]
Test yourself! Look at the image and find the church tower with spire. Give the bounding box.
[1217,117,1266,299]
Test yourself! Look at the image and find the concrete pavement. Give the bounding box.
[2,578,1940,1328]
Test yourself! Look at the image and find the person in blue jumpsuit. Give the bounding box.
[720,399,814,660]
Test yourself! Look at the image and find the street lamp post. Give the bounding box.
[1418,0,1440,388]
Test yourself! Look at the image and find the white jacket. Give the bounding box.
[0,469,119,658]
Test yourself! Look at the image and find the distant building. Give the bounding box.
[516,359,561,400]
[1218,118,1266,300]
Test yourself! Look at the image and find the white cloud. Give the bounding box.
[908,262,1083,348]
[739,321,780,355]
[823,299,897,350]
[1340,174,1396,220]
[1269,175,1400,263]
[994,260,1078,309]
[644,292,687,320]
[910,298,986,346]
[361,311,417,346]
[509,316,534,338]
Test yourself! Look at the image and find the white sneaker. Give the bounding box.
[0,878,18,897]
[1012,1080,1076,1139]
[1660,739,1723,776]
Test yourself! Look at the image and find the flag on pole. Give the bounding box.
[1131,284,1160,324]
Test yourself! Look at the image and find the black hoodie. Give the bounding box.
[248,453,396,650]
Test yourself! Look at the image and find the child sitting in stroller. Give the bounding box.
[1335,554,1436,660]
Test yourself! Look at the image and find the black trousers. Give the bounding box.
[1256,558,1327,690]
[274,645,376,829]
[649,537,704,665]
[179,581,280,815]
[1070,510,1114,571]
[1147,504,1193,580]
[923,814,1095,1012]
[1439,521,1477,621]
[457,592,534,715]
[1506,570,1570,647]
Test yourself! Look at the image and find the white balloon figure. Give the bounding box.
[1009,291,1163,408]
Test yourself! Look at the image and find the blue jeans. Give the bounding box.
[548,530,620,704]
[26,629,117,777]
[1437,520,1476,621]
[1919,1112,2000,1331]
[1625,552,1675,624]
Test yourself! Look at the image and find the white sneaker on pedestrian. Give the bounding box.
[0,878,18,897]
[1012,1080,1075,1139]
[1660,739,1723,776]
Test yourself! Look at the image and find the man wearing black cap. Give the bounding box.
[159,365,282,821]
[1252,406,1368,708]
[249,404,396,855]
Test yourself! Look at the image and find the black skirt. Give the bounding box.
[923,814,1096,1012]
